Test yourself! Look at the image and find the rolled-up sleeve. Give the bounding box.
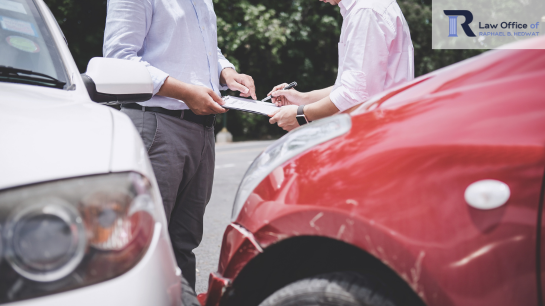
[330,9,389,112]
[217,47,235,90]
[103,0,168,95]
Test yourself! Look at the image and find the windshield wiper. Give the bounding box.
[0,65,66,89]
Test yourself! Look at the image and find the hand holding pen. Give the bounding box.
[265,82,304,106]
[262,82,297,102]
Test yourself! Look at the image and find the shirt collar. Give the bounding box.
[339,0,357,17]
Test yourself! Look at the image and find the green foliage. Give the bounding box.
[398,0,485,76]
[213,0,343,139]
[45,0,107,70]
[44,0,485,141]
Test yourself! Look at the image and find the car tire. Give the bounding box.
[258,272,397,306]
[181,276,201,306]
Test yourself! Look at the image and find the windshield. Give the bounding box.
[0,0,69,88]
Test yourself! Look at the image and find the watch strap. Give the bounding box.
[296,105,308,126]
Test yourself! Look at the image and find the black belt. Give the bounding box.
[122,103,215,127]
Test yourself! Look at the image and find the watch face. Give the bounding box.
[296,115,307,126]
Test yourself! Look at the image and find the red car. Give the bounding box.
[200,37,545,306]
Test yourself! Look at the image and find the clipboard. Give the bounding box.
[222,96,279,116]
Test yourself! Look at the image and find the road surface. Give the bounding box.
[194,140,274,294]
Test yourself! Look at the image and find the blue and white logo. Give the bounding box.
[444,10,477,37]
[433,0,543,49]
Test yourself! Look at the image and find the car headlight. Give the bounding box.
[231,114,352,221]
[0,172,157,304]
[5,197,86,282]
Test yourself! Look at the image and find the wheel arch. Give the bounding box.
[220,235,426,306]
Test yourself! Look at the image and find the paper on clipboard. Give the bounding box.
[222,96,279,116]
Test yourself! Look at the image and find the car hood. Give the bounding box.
[0,83,113,190]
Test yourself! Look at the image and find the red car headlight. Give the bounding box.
[232,114,352,221]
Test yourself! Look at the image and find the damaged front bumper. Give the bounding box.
[199,223,263,306]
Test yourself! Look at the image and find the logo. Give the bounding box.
[444,10,476,37]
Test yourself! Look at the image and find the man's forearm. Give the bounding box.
[157,76,189,101]
[219,67,235,86]
[303,95,340,122]
[303,86,334,104]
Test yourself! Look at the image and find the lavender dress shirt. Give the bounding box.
[103,0,235,110]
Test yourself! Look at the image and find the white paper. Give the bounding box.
[0,0,26,15]
[222,96,279,116]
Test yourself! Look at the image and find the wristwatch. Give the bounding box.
[296,105,309,126]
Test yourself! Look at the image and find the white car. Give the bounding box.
[0,0,194,305]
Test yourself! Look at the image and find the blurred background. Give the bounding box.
[44,0,484,141]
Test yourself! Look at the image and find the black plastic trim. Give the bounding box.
[81,74,152,103]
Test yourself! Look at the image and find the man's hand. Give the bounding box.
[269,105,300,131]
[180,83,228,115]
[220,68,257,100]
[268,83,306,106]
[157,77,227,115]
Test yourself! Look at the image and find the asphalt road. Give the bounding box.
[194,140,275,294]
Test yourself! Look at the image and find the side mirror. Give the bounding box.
[81,57,153,103]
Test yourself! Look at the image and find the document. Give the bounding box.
[222,96,279,116]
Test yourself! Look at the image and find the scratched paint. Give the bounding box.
[410,251,426,300]
[309,212,324,230]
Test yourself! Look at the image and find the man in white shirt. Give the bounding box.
[103,0,256,290]
[269,0,414,130]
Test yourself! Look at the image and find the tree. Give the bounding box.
[44,0,485,140]
[398,0,484,76]
[45,0,107,70]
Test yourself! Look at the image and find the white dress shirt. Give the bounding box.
[330,0,414,112]
[103,0,235,110]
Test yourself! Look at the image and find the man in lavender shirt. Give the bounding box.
[269,0,414,131]
[103,0,256,289]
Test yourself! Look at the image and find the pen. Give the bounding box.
[261,82,298,102]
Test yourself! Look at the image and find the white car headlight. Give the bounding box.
[232,114,352,221]
[0,172,157,303]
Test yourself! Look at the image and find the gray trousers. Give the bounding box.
[122,108,215,290]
